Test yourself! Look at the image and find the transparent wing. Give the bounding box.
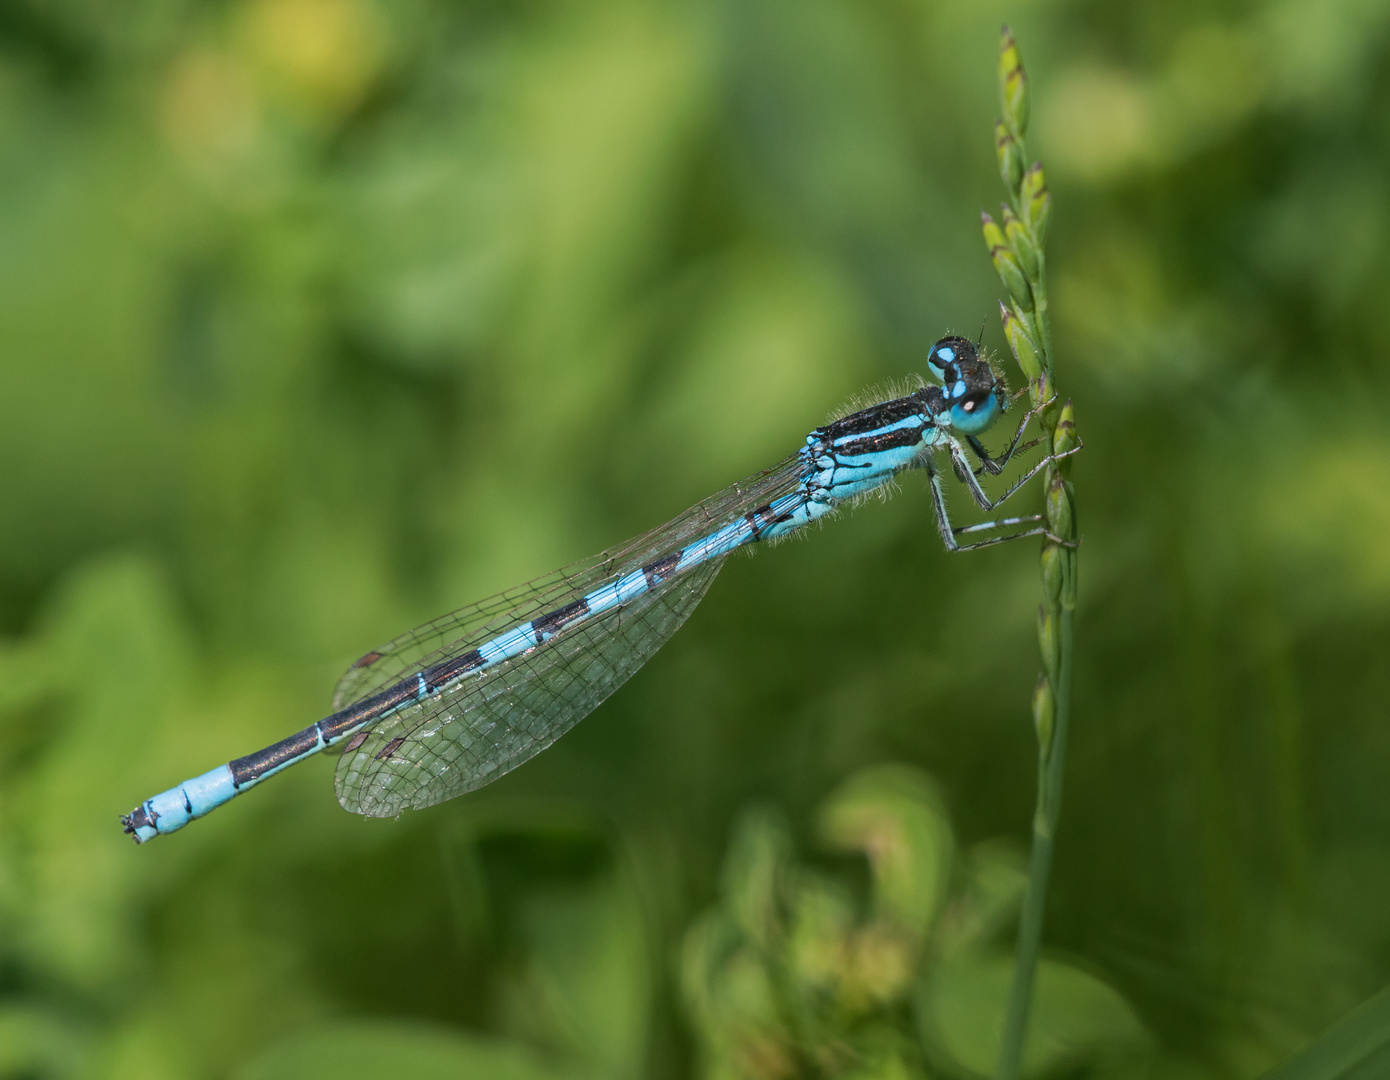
[334,557,725,816]
[332,556,623,711]
[332,453,807,711]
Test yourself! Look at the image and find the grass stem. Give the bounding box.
[983,27,1079,1080]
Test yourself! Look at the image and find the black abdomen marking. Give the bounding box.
[533,599,590,641]
[231,724,322,786]
[421,648,485,690]
[642,552,682,587]
[745,504,795,540]
[318,678,419,740]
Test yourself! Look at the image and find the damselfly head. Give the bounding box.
[927,335,1007,435]
[926,336,972,382]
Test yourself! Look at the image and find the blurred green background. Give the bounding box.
[2,0,1389,1076]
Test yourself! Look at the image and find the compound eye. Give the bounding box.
[927,335,978,381]
[950,389,1000,434]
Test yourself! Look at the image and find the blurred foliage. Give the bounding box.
[1259,985,1390,1080]
[681,766,1146,1079]
[0,0,1388,1077]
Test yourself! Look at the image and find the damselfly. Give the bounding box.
[123,337,1076,842]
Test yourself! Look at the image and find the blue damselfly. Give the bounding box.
[123,337,1076,842]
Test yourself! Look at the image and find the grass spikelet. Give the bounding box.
[989,26,1079,1080]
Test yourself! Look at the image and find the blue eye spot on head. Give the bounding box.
[926,335,978,380]
[952,379,967,398]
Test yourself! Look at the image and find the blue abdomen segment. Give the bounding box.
[124,765,238,842]
[582,570,648,617]
[479,623,537,665]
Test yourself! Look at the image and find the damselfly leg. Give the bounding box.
[929,437,1083,552]
[967,393,1056,476]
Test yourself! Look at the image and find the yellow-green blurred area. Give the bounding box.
[1,0,1388,1075]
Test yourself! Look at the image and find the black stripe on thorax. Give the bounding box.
[817,395,923,440]
[835,423,927,458]
[533,599,590,641]
[231,724,322,787]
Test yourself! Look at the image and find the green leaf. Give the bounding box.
[916,954,1148,1078]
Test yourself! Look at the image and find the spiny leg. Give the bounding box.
[968,394,1057,475]
[970,433,1043,475]
[951,524,1068,552]
[950,514,1078,551]
[925,459,961,551]
[948,438,1017,512]
[967,412,1035,476]
[929,441,1082,553]
[954,515,1044,536]
[927,457,1067,552]
[950,437,1083,514]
